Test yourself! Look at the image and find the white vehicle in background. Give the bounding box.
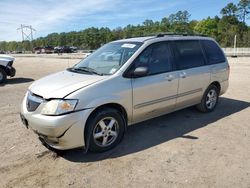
[0,55,16,83]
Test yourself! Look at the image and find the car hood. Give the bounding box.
[0,55,15,61]
[29,70,107,99]
[0,58,10,65]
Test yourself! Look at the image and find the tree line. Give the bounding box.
[0,0,249,52]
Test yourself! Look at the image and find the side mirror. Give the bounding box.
[133,67,149,78]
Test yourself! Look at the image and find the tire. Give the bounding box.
[86,108,126,152]
[0,68,7,84]
[196,85,219,113]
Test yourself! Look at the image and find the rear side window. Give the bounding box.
[174,40,205,69]
[201,40,226,64]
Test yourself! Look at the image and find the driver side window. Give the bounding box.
[134,42,173,75]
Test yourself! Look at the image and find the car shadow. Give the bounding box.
[0,77,34,86]
[58,97,250,162]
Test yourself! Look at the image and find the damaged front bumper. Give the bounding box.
[20,95,93,150]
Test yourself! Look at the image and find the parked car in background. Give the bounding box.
[20,34,229,152]
[33,47,42,54]
[0,55,16,83]
[54,46,77,53]
[70,46,77,53]
[44,46,54,54]
[33,46,54,54]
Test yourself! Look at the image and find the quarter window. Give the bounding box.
[134,42,173,75]
[174,40,205,69]
[201,40,226,64]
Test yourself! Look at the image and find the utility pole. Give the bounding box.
[232,34,237,58]
[17,24,36,52]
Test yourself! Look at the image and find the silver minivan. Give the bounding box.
[20,34,229,152]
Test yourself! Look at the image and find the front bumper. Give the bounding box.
[20,95,93,150]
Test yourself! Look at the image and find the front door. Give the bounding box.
[131,42,179,123]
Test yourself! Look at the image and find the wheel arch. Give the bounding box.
[210,81,221,94]
[84,102,128,151]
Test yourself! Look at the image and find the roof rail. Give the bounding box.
[156,33,208,37]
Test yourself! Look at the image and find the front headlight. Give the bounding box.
[41,99,78,115]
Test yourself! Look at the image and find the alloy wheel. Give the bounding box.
[93,117,119,147]
[206,89,217,109]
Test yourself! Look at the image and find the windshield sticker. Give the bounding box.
[109,68,117,74]
[121,44,136,48]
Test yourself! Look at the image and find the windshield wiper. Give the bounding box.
[70,67,103,76]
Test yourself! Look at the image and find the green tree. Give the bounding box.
[168,10,191,33]
[189,20,198,33]
[194,17,219,38]
[22,40,32,51]
[169,10,190,23]
[0,41,7,51]
[7,41,18,51]
[160,17,171,32]
[237,0,250,23]
[217,15,247,47]
[221,3,238,16]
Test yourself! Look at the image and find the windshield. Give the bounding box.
[73,42,142,75]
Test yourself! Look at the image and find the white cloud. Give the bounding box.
[0,0,181,41]
[0,0,119,41]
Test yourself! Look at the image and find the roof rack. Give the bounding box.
[156,33,208,37]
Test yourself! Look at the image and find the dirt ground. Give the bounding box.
[0,56,249,188]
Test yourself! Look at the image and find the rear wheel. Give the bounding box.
[197,85,219,113]
[0,68,7,84]
[86,108,125,152]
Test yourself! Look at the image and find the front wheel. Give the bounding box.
[86,108,125,152]
[196,85,219,113]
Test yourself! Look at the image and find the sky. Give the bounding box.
[0,0,248,41]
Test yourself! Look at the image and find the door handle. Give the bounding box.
[179,72,186,78]
[165,74,173,81]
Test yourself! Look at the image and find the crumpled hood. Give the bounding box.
[29,70,106,99]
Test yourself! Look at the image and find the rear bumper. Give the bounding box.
[220,80,229,95]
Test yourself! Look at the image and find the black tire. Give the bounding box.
[0,68,7,84]
[86,108,126,152]
[196,85,219,113]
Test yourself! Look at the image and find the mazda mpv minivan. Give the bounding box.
[20,34,229,152]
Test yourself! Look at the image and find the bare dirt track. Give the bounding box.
[0,56,249,188]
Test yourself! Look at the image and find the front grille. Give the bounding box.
[26,92,43,112]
